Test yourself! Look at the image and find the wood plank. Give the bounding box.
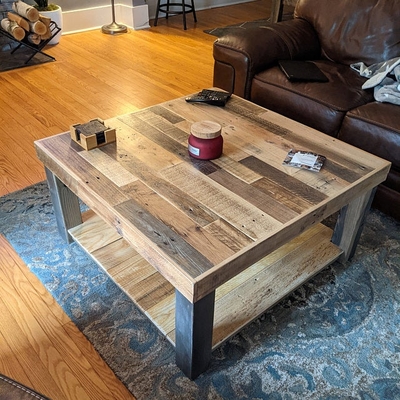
[211,154,263,184]
[211,224,341,346]
[78,149,138,187]
[0,235,135,400]
[62,321,134,400]
[260,109,380,173]
[203,218,253,252]
[69,209,121,253]
[0,308,40,387]
[120,180,235,264]
[160,162,282,240]
[180,98,377,195]
[208,168,299,223]
[0,296,70,400]
[69,212,342,350]
[251,176,311,213]
[100,146,220,227]
[136,99,380,205]
[114,198,214,277]
[105,116,185,171]
[240,156,328,205]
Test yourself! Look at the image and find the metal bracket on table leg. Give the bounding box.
[175,289,215,379]
[332,187,377,262]
[45,167,82,244]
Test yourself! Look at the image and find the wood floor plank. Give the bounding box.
[62,321,134,400]
[0,330,37,393]
[0,235,135,399]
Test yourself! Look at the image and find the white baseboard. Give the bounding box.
[121,4,151,30]
[61,0,253,34]
[62,4,150,34]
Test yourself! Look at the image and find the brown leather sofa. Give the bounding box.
[213,0,400,220]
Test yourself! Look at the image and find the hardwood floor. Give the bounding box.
[0,1,272,398]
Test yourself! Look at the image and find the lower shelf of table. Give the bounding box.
[69,210,343,350]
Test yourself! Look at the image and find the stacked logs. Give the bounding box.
[1,1,52,45]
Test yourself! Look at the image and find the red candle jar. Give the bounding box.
[188,121,223,160]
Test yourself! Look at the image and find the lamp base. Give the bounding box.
[101,22,128,34]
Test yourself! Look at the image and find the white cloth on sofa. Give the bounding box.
[350,57,400,105]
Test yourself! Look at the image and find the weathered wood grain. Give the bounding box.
[240,156,328,205]
[115,198,214,277]
[161,162,282,240]
[0,235,134,400]
[121,180,234,264]
[208,168,298,223]
[41,94,391,378]
[78,148,138,187]
[69,212,342,350]
[36,94,391,305]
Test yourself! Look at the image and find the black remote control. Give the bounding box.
[185,89,231,107]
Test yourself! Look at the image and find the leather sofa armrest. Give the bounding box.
[213,19,321,98]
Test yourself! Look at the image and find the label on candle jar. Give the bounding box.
[188,143,200,156]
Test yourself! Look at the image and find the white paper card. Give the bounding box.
[291,152,318,167]
[282,149,326,172]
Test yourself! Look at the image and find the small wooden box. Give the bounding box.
[70,118,116,151]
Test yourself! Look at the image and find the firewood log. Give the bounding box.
[27,33,41,45]
[12,1,39,22]
[1,18,25,41]
[7,11,29,31]
[29,20,46,35]
[38,14,52,40]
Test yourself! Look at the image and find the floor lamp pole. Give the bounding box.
[102,0,128,34]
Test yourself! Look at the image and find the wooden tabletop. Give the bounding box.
[35,95,391,303]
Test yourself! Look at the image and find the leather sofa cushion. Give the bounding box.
[294,0,400,66]
[251,60,373,136]
[374,179,400,221]
[338,102,400,169]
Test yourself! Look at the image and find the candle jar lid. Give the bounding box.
[190,121,222,139]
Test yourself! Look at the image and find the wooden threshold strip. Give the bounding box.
[69,211,342,350]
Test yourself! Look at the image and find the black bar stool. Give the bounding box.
[154,0,197,30]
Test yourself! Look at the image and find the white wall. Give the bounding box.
[61,3,150,32]
[58,0,253,33]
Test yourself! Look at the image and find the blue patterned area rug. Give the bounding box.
[1,182,399,399]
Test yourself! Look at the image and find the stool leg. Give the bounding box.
[182,0,187,30]
[191,0,197,22]
[166,0,170,20]
[154,0,160,26]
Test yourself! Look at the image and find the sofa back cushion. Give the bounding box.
[294,0,400,66]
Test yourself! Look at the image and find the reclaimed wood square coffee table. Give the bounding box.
[35,94,391,379]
